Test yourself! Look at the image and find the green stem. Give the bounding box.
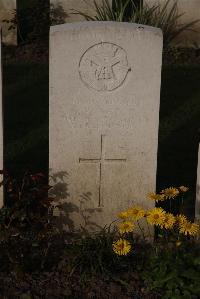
[147,221,153,240]
[137,220,146,240]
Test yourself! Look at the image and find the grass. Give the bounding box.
[3,61,200,216]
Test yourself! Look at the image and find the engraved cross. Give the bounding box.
[79,135,127,207]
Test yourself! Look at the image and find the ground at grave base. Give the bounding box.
[0,272,159,299]
[0,231,199,299]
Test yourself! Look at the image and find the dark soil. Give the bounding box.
[0,271,160,299]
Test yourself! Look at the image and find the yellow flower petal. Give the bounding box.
[118,221,135,234]
[179,221,199,236]
[147,192,165,202]
[117,211,129,219]
[146,207,166,226]
[127,206,145,220]
[161,187,179,199]
[160,213,176,229]
[179,186,189,192]
[176,214,188,226]
[112,238,131,256]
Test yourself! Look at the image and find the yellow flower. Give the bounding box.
[117,211,129,220]
[127,206,145,220]
[147,192,165,202]
[161,187,179,199]
[179,186,189,192]
[112,238,131,256]
[179,221,199,236]
[176,214,188,226]
[118,221,135,234]
[146,207,166,226]
[160,213,176,229]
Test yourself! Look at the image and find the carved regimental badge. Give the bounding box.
[79,42,131,91]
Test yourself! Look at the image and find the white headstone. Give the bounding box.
[0,0,17,45]
[0,31,3,207]
[196,143,200,221]
[49,21,163,231]
[51,0,111,23]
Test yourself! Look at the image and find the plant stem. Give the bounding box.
[147,221,153,240]
[137,220,145,240]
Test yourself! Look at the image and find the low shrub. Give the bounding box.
[142,241,200,299]
[0,171,65,273]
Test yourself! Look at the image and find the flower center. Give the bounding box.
[132,210,138,215]
[119,243,124,250]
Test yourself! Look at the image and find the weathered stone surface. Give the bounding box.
[145,0,200,46]
[51,0,111,23]
[49,21,163,231]
[0,32,3,207]
[0,0,17,45]
[196,143,200,221]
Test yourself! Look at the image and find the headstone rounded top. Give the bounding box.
[79,42,131,92]
[50,21,163,40]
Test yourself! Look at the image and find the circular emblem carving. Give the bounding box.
[79,42,131,91]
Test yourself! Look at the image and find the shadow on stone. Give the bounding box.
[79,192,103,232]
[49,170,103,233]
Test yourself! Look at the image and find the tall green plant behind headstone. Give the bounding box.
[17,0,50,42]
[112,0,142,19]
[77,0,199,47]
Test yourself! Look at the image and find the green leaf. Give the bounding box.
[181,269,200,281]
